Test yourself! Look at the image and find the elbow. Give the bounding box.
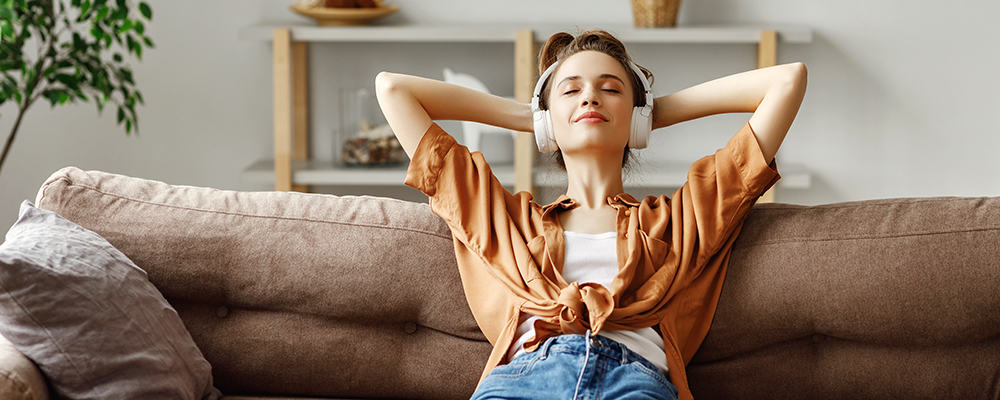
[375,71,399,93]
[769,62,807,93]
[785,62,807,85]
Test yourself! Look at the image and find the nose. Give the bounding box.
[581,86,600,106]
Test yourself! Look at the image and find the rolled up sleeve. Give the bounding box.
[674,120,781,272]
[403,122,457,198]
[403,122,534,259]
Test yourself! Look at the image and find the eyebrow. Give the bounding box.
[557,74,626,89]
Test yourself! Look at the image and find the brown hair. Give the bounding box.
[537,29,655,176]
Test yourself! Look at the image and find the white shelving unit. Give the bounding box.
[239,22,813,201]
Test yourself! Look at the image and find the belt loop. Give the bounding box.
[539,334,555,359]
[620,341,627,365]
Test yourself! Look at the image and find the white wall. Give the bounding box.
[2,0,998,227]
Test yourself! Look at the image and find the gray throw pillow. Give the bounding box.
[0,200,222,400]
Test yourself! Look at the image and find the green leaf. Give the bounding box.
[134,20,144,34]
[0,6,14,21]
[119,18,132,33]
[53,73,79,89]
[125,34,135,55]
[118,67,132,84]
[116,106,123,123]
[0,21,14,41]
[81,0,91,18]
[138,2,151,20]
[112,52,122,62]
[142,36,153,48]
[95,5,109,22]
[24,68,35,89]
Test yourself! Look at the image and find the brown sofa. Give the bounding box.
[1,166,997,400]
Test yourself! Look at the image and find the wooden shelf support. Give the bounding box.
[292,40,311,193]
[514,29,537,196]
[273,28,293,192]
[273,28,312,193]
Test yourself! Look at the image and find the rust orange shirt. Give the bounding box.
[404,121,780,400]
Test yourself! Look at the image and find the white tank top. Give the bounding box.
[507,230,670,375]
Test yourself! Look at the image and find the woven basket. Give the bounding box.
[630,0,681,27]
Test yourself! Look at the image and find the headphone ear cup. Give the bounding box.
[629,105,652,149]
[534,109,557,152]
[545,111,557,151]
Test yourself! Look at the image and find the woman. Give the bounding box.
[376,29,806,400]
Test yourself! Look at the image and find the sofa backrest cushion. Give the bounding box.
[690,196,1000,399]
[33,166,490,399]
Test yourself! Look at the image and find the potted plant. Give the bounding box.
[0,0,154,175]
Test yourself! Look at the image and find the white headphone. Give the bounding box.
[530,58,653,153]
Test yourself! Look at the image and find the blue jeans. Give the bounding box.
[471,329,679,400]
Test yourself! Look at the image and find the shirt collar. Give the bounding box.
[542,192,640,213]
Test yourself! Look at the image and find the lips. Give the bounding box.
[575,111,608,123]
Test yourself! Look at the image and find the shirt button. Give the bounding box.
[624,209,631,216]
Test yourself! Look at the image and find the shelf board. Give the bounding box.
[239,23,812,44]
[242,158,811,189]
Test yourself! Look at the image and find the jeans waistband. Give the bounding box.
[537,329,651,368]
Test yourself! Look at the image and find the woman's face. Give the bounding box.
[546,50,635,155]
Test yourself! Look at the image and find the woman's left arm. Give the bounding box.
[651,62,808,164]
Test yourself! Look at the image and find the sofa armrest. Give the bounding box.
[0,334,49,400]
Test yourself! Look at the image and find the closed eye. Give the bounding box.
[563,89,620,94]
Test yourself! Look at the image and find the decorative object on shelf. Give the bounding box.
[341,123,405,166]
[289,0,399,26]
[630,0,681,27]
[338,88,405,166]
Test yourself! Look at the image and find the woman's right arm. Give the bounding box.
[374,71,533,159]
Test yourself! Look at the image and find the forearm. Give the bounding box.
[379,72,533,133]
[651,62,805,130]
